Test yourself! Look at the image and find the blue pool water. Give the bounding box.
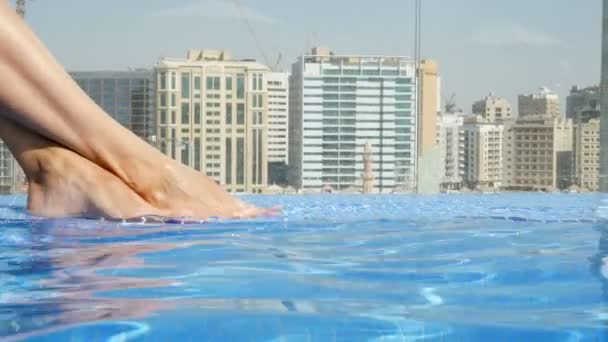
[2,193,608,341]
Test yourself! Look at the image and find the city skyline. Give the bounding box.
[18,0,600,113]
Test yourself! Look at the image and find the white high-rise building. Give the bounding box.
[266,72,289,164]
[462,116,504,189]
[266,72,290,185]
[155,49,269,193]
[288,47,417,193]
[437,114,464,190]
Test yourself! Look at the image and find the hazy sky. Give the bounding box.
[18,0,601,112]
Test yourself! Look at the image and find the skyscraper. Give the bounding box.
[70,70,155,140]
[418,60,440,156]
[155,49,269,193]
[416,59,442,194]
[288,47,417,193]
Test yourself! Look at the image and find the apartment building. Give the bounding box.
[155,49,269,193]
[288,47,417,192]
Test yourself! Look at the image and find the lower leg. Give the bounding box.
[0,3,174,196]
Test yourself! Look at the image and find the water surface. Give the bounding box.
[1,194,608,341]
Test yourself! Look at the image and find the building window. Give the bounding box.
[160,110,167,124]
[194,137,201,171]
[194,76,201,91]
[160,93,167,107]
[236,74,245,99]
[181,140,189,165]
[194,103,201,125]
[181,73,190,98]
[258,73,263,90]
[181,103,190,124]
[171,94,176,107]
[171,110,176,125]
[237,103,245,124]
[171,128,176,159]
[226,138,232,185]
[253,130,258,184]
[226,103,233,124]
[257,130,263,184]
[171,72,176,90]
[237,137,244,185]
[160,72,167,90]
[226,77,233,91]
[206,76,220,90]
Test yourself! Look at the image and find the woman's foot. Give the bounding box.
[25,146,163,219]
[122,155,276,219]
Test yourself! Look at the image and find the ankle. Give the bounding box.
[19,147,63,185]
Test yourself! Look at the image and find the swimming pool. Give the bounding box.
[1,193,608,341]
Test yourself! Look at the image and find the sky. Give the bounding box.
[18,0,602,112]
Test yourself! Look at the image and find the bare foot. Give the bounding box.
[122,154,277,219]
[25,146,164,219]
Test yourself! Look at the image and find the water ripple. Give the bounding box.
[0,194,607,340]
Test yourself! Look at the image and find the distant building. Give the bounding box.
[266,72,290,185]
[71,70,155,139]
[518,87,561,118]
[437,113,464,190]
[462,116,503,189]
[568,86,601,191]
[504,116,573,191]
[502,119,515,185]
[419,60,440,156]
[575,119,600,191]
[567,85,600,122]
[472,93,513,122]
[288,47,417,193]
[0,141,22,194]
[155,49,269,193]
[417,60,442,194]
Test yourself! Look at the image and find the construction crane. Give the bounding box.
[444,93,457,114]
[16,0,26,18]
[228,0,282,71]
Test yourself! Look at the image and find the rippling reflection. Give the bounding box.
[1,220,192,340]
[589,223,608,342]
[1,194,608,340]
